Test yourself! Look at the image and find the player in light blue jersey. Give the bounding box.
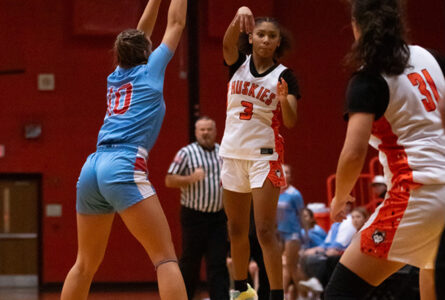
[276,164,304,299]
[61,0,187,299]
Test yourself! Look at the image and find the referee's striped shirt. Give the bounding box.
[167,142,222,213]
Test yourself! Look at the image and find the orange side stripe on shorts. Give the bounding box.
[360,117,422,259]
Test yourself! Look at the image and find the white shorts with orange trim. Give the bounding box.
[360,183,445,269]
[221,158,285,193]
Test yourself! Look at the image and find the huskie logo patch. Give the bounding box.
[372,229,386,244]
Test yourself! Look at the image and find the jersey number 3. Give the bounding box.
[407,69,440,112]
[240,101,253,120]
[106,83,133,116]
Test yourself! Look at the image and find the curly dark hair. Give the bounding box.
[345,0,410,75]
[238,17,293,60]
[114,29,152,69]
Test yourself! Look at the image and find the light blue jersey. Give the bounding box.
[97,43,173,152]
[301,224,327,249]
[277,185,304,237]
[77,44,174,214]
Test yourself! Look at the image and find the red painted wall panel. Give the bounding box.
[0,0,26,71]
[0,0,443,284]
[72,0,143,36]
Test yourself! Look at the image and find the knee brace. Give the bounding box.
[154,258,178,271]
[324,263,375,299]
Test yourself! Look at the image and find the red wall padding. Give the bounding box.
[0,0,443,284]
[72,0,143,36]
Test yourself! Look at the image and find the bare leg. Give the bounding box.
[284,240,300,295]
[419,268,436,300]
[252,179,282,290]
[119,195,187,300]
[287,283,297,300]
[61,213,115,300]
[223,189,252,281]
[339,235,404,285]
[283,266,292,297]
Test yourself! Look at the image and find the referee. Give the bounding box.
[165,116,229,300]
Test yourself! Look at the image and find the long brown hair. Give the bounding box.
[114,29,152,69]
[345,0,410,75]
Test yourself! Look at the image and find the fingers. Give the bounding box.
[236,10,255,33]
[277,78,288,97]
[280,77,288,87]
[239,15,245,32]
[246,15,255,33]
[331,210,346,222]
[195,167,205,180]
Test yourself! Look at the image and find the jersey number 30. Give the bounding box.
[240,101,253,120]
[407,69,440,112]
[106,83,133,116]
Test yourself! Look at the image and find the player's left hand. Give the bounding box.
[330,195,355,222]
[277,78,288,102]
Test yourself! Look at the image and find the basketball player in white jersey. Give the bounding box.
[436,98,445,299]
[326,0,445,299]
[220,6,301,300]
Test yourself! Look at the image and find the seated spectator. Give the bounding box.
[298,207,369,295]
[366,175,387,212]
[303,203,356,257]
[300,208,327,250]
[350,206,369,231]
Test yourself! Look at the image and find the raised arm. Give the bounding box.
[137,0,162,39]
[223,6,255,65]
[161,0,187,52]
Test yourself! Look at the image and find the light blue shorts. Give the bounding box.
[76,144,156,214]
[278,230,302,242]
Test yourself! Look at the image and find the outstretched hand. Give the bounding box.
[235,6,255,33]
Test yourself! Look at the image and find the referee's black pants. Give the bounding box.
[180,206,230,300]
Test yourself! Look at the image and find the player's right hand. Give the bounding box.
[235,6,255,33]
[330,195,355,222]
[191,168,205,182]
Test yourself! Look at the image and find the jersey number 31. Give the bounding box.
[407,69,440,112]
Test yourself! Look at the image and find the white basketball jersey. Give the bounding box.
[370,46,445,187]
[220,55,287,161]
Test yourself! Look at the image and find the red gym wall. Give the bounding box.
[0,0,443,284]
